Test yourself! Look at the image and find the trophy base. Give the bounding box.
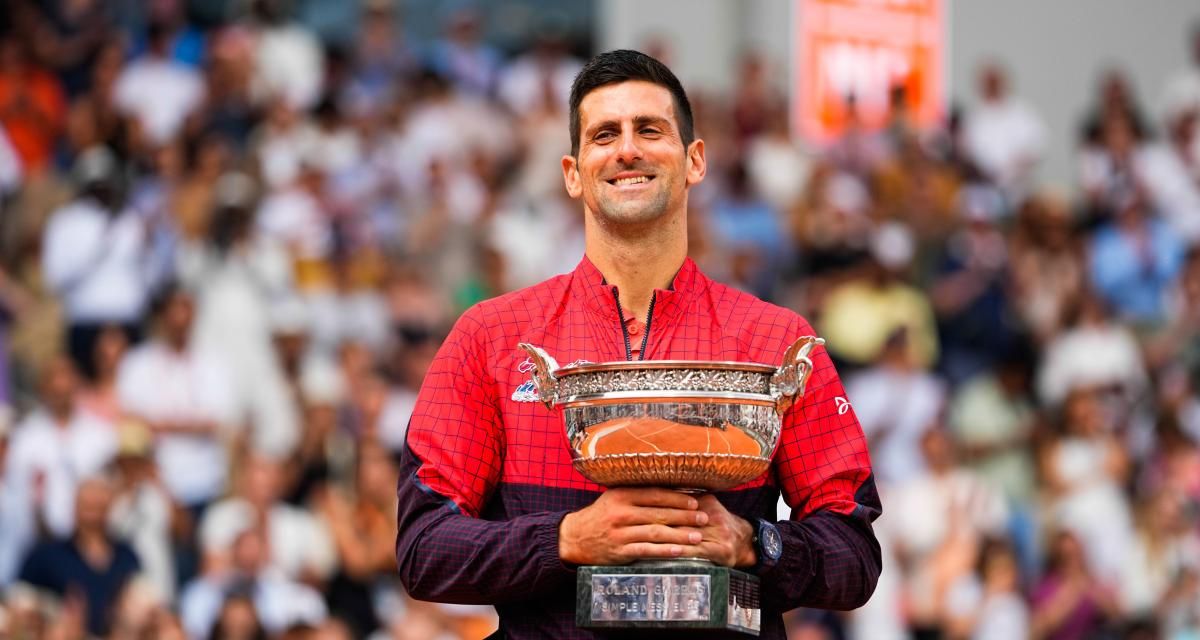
[577,561,761,636]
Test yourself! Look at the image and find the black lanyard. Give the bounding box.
[612,287,655,361]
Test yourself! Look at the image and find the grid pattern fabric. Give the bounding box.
[396,256,882,639]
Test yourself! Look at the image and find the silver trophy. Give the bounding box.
[518,336,824,636]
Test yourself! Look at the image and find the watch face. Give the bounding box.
[761,522,782,561]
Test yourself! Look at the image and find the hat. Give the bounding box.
[116,420,153,458]
[870,221,915,269]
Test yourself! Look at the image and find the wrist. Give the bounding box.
[558,511,580,565]
[735,516,757,568]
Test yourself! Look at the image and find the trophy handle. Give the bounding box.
[517,343,561,410]
[771,336,825,414]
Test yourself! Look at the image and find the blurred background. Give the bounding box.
[0,0,1198,638]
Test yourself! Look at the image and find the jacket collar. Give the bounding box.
[571,254,707,330]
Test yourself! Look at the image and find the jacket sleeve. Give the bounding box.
[394,310,575,603]
[760,322,882,611]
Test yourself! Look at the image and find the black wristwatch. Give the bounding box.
[752,518,782,572]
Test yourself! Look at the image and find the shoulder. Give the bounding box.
[706,280,810,355]
[453,272,572,340]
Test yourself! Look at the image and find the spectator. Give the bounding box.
[1039,388,1135,581]
[821,221,940,369]
[961,62,1045,201]
[179,526,328,639]
[16,474,141,638]
[316,441,401,638]
[1030,530,1121,640]
[116,284,238,511]
[42,146,167,378]
[1009,192,1085,344]
[1087,191,1185,327]
[108,421,179,603]
[888,429,1008,638]
[427,9,502,98]
[944,537,1030,640]
[76,323,130,423]
[0,31,66,174]
[199,451,335,583]
[846,328,946,485]
[111,20,206,146]
[247,0,326,111]
[0,356,116,586]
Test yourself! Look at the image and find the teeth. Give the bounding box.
[614,176,649,186]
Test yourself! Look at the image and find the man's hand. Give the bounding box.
[559,487,708,565]
[689,494,757,568]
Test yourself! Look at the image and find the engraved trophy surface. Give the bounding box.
[518,336,824,636]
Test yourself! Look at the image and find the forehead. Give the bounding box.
[578,80,678,129]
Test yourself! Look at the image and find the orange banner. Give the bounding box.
[795,0,945,143]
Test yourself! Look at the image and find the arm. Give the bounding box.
[394,311,574,603]
[765,331,882,611]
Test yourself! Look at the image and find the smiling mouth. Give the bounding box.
[607,175,655,186]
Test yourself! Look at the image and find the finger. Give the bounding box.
[617,506,709,527]
[621,542,706,561]
[615,525,704,546]
[615,487,700,510]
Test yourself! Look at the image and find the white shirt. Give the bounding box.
[112,56,206,145]
[846,366,945,486]
[199,499,336,581]
[256,187,331,261]
[254,25,325,110]
[963,97,1046,194]
[42,200,153,324]
[0,407,116,585]
[117,342,238,506]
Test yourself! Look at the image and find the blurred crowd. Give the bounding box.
[0,0,1199,638]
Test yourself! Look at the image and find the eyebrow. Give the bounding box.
[585,115,675,138]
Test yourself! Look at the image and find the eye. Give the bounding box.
[640,127,661,136]
[594,131,616,143]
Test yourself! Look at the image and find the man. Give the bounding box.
[116,285,238,511]
[0,357,116,586]
[16,475,141,638]
[42,146,170,379]
[395,50,881,638]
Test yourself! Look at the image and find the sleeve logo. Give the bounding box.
[834,397,852,415]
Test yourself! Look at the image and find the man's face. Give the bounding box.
[563,81,705,228]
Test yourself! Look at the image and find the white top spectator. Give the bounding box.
[42,199,155,325]
[117,341,238,507]
[112,52,206,145]
[0,406,116,584]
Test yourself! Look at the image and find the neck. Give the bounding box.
[584,210,687,321]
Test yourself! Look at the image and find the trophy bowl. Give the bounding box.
[518,336,824,492]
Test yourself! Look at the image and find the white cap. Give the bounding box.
[870,221,915,270]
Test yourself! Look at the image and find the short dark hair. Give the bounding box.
[568,49,694,157]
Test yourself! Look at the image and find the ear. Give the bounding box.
[562,154,583,199]
[685,138,706,187]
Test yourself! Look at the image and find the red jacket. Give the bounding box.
[397,256,881,639]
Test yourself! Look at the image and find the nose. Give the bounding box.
[615,126,643,165]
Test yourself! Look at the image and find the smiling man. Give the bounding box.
[395,50,881,638]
